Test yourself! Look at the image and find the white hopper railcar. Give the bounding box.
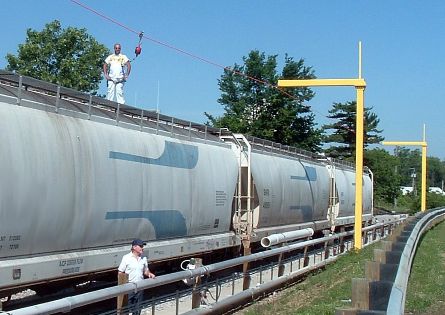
[0,70,373,297]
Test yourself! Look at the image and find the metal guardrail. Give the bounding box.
[6,219,405,315]
[337,208,445,315]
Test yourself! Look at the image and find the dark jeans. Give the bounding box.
[128,291,143,315]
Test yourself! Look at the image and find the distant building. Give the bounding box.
[429,187,445,195]
[400,186,413,195]
[401,186,445,196]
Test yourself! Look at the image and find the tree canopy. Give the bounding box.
[323,101,384,160]
[206,50,323,152]
[6,20,108,93]
[365,148,401,203]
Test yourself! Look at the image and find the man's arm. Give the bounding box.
[103,63,111,81]
[125,61,131,79]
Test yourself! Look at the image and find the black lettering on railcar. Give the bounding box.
[59,259,84,267]
[0,236,6,242]
[215,191,227,206]
[62,267,80,274]
[9,235,21,241]
[9,244,19,250]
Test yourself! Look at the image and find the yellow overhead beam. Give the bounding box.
[382,141,427,147]
[278,78,366,88]
[277,42,366,250]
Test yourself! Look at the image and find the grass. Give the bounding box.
[405,220,445,314]
[239,242,378,315]
[238,220,445,315]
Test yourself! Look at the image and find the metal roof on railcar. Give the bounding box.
[0,70,225,144]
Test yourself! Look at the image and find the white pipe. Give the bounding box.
[261,228,314,248]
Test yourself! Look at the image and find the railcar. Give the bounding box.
[0,70,372,297]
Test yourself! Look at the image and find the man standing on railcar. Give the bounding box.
[103,43,131,104]
[118,239,155,315]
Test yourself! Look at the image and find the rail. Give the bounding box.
[0,70,225,143]
[337,207,445,315]
[6,218,405,315]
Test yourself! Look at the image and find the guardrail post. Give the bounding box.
[277,252,285,277]
[191,258,203,309]
[324,240,330,259]
[363,222,369,245]
[175,290,179,315]
[339,227,346,253]
[372,227,377,241]
[117,273,129,314]
[303,244,309,267]
[351,278,370,309]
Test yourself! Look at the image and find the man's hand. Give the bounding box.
[145,270,155,279]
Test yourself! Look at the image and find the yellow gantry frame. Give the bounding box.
[382,128,428,211]
[278,42,366,250]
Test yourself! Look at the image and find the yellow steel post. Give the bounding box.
[382,137,428,212]
[421,144,427,211]
[354,86,365,250]
[277,42,366,250]
[421,124,427,211]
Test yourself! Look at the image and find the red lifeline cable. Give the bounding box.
[70,0,355,132]
[69,0,299,100]
[70,0,351,130]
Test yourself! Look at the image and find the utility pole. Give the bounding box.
[410,168,417,197]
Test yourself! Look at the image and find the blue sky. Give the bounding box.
[2,1,445,158]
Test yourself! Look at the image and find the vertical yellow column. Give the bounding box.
[421,142,427,212]
[354,87,365,250]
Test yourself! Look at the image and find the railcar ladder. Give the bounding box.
[220,134,254,241]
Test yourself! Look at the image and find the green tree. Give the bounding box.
[206,50,323,152]
[396,147,445,191]
[365,148,401,203]
[323,101,384,160]
[6,20,108,93]
[396,147,421,188]
[426,156,445,188]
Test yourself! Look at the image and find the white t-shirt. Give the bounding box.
[118,252,148,283]
[105,53,130,79]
